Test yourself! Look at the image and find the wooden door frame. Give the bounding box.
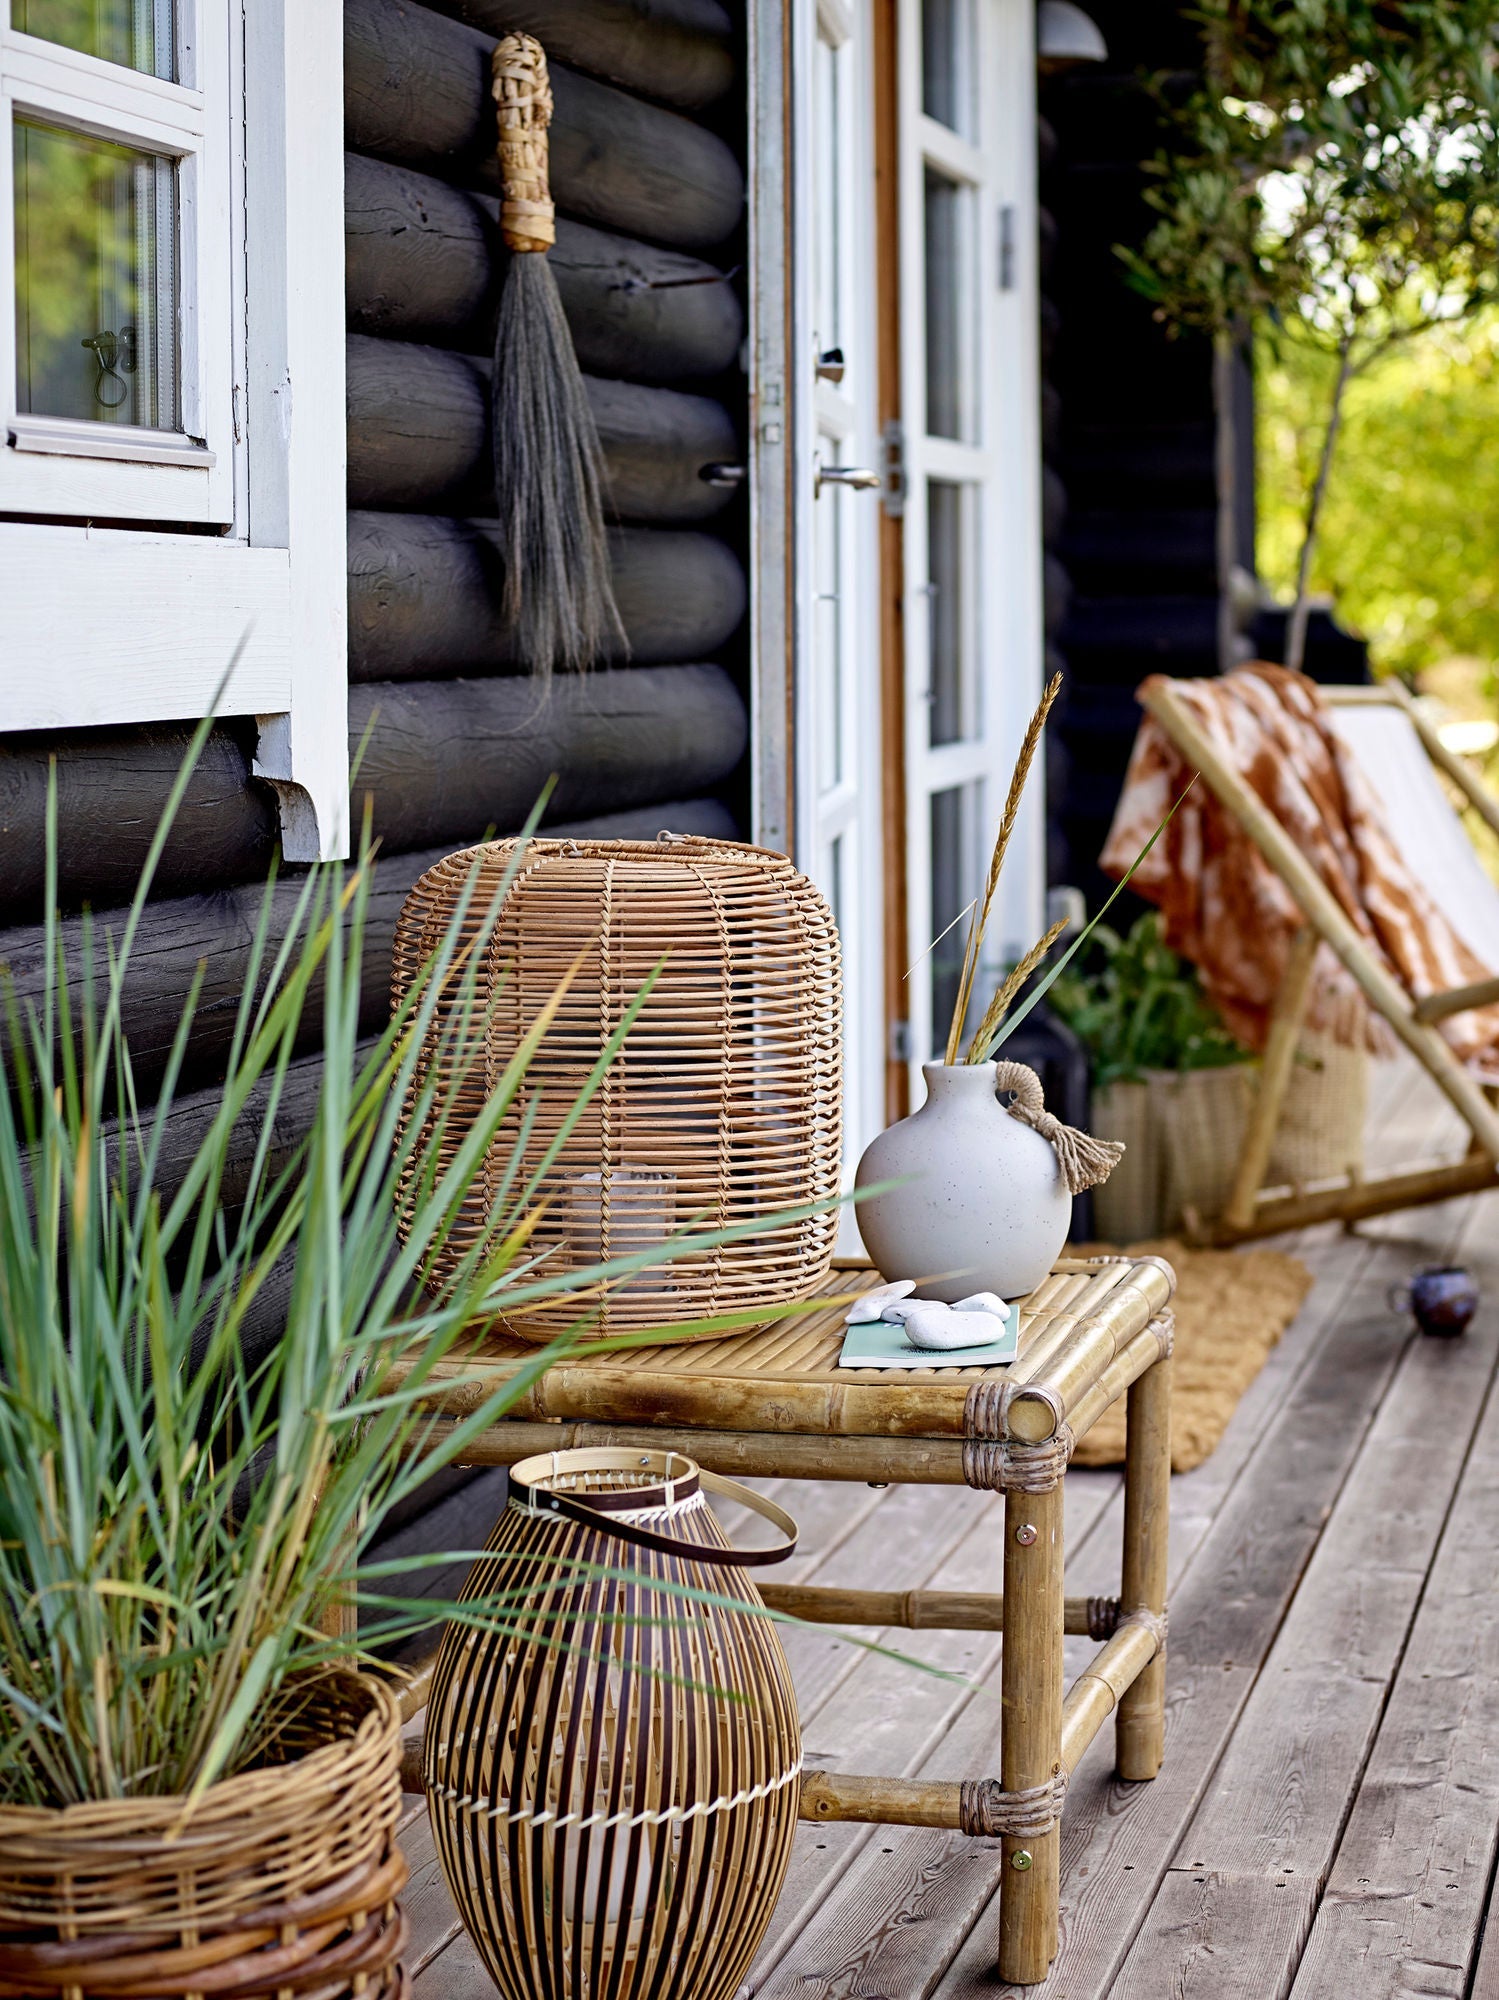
[873,0,910,1124]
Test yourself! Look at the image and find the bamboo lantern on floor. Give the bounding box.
[391,835,842,1342]
[423,1447,802,2000]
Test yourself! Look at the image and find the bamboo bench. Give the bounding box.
[396,1252,1176,1986]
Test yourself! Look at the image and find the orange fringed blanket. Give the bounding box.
[1099,663,1499,1065]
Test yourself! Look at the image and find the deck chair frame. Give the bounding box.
[1140,677,1499,1242]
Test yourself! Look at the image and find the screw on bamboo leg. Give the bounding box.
[998,1481,1065,1983]
[1221,926,1318,1233]
[1116,1353,1172,1781]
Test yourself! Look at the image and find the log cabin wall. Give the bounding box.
[1040,1,1220,908]
[0,0,752,1584]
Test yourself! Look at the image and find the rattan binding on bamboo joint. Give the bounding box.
[958,1770,1069,1840]
[0,1674,407,2000]
[492,34,555,252]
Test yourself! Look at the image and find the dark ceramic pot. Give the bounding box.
[1388,1265,1479,1338]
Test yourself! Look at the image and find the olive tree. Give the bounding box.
[1121,0,1499,673]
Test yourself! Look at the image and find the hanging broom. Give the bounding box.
[491,33,626,674]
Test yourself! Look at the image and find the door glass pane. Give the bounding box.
[813,31,843,356]
[14,119,179,431]
[923,0,974,137]
[924,168,971,442]
[928,479,976,748]
[930,782,981,1055]
[813,447,845,790]
[13,0,176,80]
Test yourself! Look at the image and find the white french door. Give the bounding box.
[793,0,887,1185]
[898,0,1045,1077]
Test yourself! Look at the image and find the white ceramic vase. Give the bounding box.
[854,1061,1072,1303]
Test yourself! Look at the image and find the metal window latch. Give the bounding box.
[699,461,747,488]
[814,462,881,497]
[889,1019,914,1064]
[880,419,907,517]
[815,346,846,383]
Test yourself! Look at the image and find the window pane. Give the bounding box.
[14,119,179,431]
[928,479,974,748]
[13,0,176,80]
[922,0,974,136]
[924,168,971,442]
[930,782,981,1055]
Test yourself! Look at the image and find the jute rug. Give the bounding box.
[1069,1239,1314,1473]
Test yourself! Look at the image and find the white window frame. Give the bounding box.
[0,0,348,861]
[899,0,1044,1079]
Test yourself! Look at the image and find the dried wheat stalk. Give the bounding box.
[943,672,1063,1064]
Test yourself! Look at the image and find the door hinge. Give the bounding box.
[889,1018,914,1063]
[880,418,907,518]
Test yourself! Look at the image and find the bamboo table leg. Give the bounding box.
[1116,1352,1172,1780]
[998,1474,1065,1983]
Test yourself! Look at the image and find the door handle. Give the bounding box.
[815,464,881,496]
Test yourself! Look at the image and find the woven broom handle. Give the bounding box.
[492,33,555,253]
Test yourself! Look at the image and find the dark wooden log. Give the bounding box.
[345,333,737,521]
[344,0,743,252]
[0,720,276,926]
[348,512,745,679]
[344,153,743,383]
[0,791,738,1096]
[420,0,734,111]
[350,663,746,855]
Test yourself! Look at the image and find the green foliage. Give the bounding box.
[1124,0,1499,360]
[0,721,834,1811]
[1047,914,1247,1089]
[1258,312,1499,677]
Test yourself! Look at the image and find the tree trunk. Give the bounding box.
[1285,340,1354,677]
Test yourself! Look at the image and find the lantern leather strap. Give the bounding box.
[508,1465,799,1568]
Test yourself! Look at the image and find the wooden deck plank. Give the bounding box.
[1287,1259,1499,1999]
[927,1218,1454,1999]
[1108,1239,1499,1997]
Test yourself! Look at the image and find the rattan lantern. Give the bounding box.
[391,835,842,1341]
[423,1447,801,2000]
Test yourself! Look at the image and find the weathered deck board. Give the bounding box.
[1285,1254,1499,1999]
[1109,1207,1499,1997]
[398,1056,1499,1997]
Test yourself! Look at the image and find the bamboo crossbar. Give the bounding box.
[797,1770,964,1830]
[1058,1618,1163,1776]
[1142,679,1499,1159]
[1209,1152,1499,1242]
[418,1417,975,1483]
[1414,974,1499,1024]
[755,1583,1117,1636]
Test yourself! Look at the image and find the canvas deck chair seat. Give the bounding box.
[1136,674,1499,1241]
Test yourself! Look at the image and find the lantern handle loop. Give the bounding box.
[507,1464,798,1567]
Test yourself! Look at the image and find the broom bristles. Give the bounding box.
[494,253,628,676]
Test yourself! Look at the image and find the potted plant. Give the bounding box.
[1050,913,1367,1236]
[0,742,815,1994]
[1049,913,1250,1237]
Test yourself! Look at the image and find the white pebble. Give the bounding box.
[845,1278,917,1325]
[952,1292,1011,1320]
[903,1305,1010,1351]
[880,1298,925,1324]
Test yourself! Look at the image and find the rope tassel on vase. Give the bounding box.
[491,33,626,675]
[993,1060,1125,1196]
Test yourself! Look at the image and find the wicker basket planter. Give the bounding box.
[0,1673,407,2000]
[1089,1079,1165,1241]
[393,835,843,1342]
